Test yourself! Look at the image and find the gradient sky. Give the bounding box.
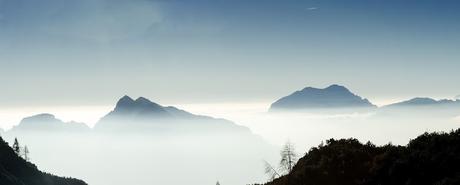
[1,0,460,107]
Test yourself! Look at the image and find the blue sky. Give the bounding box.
[1,0,460,106]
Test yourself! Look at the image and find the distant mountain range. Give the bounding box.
[384,97,460,108]
[0,136,87,185]
[6,90,460,133]
[8,96,249,134]
[10,113,90,133]
[269,85,460,113]
[269,85,376,111]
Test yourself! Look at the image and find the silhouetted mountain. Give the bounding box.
[94,96,249,133]
[270,85,376,111]
[10,114,90,133]
[108,95,172,119]
[259,129,460,185]
[384,97,460,108]
[0,136,87,185]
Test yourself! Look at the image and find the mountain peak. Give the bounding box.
[325,84,348,91]
[97,96,172,125]
[120,95,134,101]
[95,96,248,133]
[270,84,375,111]
[115,96,163,109]
[114,95,166,111]
[409,97,437,103]
[300,84,349,92]
[115,95,135,108]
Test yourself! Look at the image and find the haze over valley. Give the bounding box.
[1,85,460,185]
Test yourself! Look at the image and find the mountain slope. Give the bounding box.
[0,136,87,185]
[259,129,460,185]
[270,85,376,111]
[94,95,250,133]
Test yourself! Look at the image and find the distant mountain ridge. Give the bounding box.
[384,97,460,108]
[270,85,376,111]
[11,113,90,133]
[93,95,249,133]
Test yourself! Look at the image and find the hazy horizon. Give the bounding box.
[1,91,459,129]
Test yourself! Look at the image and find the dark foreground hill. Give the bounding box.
[259,129,460,185]
[0,137,87,185]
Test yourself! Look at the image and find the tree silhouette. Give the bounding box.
[12,138,21,156]
[279,141,297,173]
[264,141,298,181]
[264,160,280,181]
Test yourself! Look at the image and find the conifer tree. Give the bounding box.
[12,138,21,156]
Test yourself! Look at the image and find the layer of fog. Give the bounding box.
[3,130,277,185]
[180,102,460,152]
[2,103,460,185]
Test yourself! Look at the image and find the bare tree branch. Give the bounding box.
[279,141,297,174]
[263,160,280,181]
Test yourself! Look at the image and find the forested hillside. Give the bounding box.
[260,129,460,185]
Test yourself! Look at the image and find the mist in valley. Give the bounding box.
[2,101,460,185]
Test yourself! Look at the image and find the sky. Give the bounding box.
[1,0,460,109]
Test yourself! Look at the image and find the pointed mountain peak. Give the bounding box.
[115,95,135,109]
[106,96,170,118]
[118,95,135,103]
[121,95,134,100]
